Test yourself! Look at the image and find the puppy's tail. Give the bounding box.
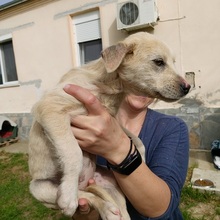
[85,184,118,207]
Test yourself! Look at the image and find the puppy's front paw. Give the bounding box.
[57,184,78,216]
[100,201,123,220]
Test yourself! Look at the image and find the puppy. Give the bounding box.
[28,32,190,219]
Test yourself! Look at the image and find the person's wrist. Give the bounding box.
[106,136,142,175]
[105,134,131,165]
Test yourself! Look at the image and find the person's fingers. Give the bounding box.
[88,178,95,185]
[77,179,96,215]
[70,114,98,129]
[78,198,91,214]
[63,84,105,115]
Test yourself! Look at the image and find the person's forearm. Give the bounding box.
[113,162,171,218]
[105,135,171,218]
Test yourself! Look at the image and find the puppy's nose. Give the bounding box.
[180,82,191,95]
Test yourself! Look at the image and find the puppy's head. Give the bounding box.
[101,32,190,102]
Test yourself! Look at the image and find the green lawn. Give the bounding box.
[0,151,219,220]
[0,151,69,220]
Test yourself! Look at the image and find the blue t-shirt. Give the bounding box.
[97,109,189,220]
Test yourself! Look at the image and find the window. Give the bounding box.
[79,39,102,64]
[73,11,102,65]
[0,35,18,86]
[0,0,27,8]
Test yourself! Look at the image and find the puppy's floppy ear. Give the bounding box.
[101,43,131,73]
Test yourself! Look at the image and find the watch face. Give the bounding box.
[119,2,139,25]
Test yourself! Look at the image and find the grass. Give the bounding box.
[180,165,220,220]
[0,151,69,220]
[0,151,219,220]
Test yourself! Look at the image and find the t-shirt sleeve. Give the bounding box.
[141,117,189,219]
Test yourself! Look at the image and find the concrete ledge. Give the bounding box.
[189,149,214,170]
[0,140,28,154]
[189,150,220,195]
[191,168,220,195]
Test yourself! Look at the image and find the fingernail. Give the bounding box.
[63,84,70,90]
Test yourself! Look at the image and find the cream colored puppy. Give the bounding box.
[28,32,190,220]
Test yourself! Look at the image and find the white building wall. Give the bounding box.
[0,0,220,146]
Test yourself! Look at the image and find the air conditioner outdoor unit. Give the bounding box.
[117,0,158,31]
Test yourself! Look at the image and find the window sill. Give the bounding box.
[0,81,20,89]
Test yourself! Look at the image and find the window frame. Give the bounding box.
[73,11,102,66]
[0,34,19,88]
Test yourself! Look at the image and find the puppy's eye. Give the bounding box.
[153,58,165,67]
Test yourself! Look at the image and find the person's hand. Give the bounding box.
[63,84,130,165]
[72,179,100,220]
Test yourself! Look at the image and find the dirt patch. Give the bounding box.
[188,202,220,220]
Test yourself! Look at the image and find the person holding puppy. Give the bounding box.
[64,84,189,220]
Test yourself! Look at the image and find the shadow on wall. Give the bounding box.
[190,112,220,149]
[156,97,220,150]
[175,98,220,150]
